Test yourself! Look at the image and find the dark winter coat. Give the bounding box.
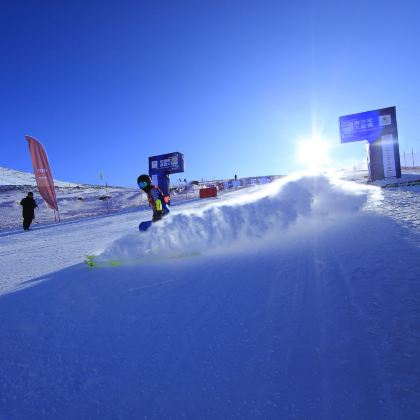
[20,196,38,219]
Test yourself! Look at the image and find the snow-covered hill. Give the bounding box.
[1,172,420,419]
[0,166,151,231]
[0,167,276,231]
[0,166,80,187]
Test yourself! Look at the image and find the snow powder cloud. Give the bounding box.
[99,173,376,262]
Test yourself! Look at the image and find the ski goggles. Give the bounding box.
[137,181,148,189]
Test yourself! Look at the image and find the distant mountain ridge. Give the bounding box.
[0,166,79,187]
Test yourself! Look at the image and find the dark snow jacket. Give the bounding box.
[20,196,38,219]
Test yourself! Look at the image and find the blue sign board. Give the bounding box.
[339,106,401,181]
[339,106,397,143]
[148,152,184,176]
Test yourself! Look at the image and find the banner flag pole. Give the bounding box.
[25,135,60,222]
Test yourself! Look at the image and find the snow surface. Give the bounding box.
[1,171,420,419]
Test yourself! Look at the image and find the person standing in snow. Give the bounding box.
[137,174,170,222]
[20,192,38,231]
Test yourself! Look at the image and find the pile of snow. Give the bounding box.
[99,174,376,262]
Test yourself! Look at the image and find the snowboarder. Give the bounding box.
[20,192,38,231]
[137,174,170,222]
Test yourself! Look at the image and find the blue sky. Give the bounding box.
[1,0,419,186]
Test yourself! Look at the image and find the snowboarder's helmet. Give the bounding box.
[137,174,151,189]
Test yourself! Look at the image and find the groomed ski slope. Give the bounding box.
[1,173,420,419]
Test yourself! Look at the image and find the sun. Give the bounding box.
[296,138,331,169]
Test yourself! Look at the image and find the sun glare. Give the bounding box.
[297,138,331,169]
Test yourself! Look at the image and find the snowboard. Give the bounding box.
[85,255,121,268]
[139,220,153,232]
[85,251,201,268]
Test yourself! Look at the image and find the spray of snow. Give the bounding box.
[99,173,379,262]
